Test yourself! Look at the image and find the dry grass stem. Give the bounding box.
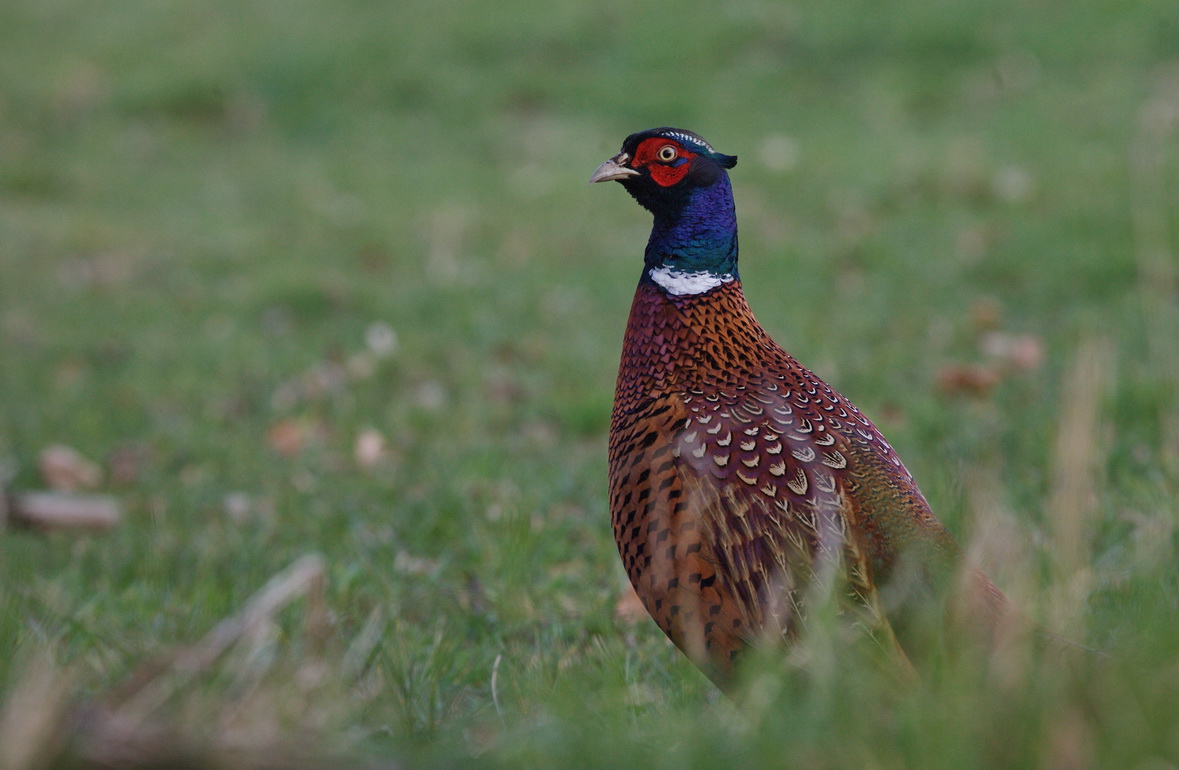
[1131,72,1179,468]
[1045,337,1114,633]
[111,553,329,724]
[0,655,72,770]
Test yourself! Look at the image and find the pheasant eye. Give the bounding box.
[657,145,678,162]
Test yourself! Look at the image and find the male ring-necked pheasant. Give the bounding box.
[592,127,1018,684]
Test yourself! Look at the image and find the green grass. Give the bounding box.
[2,0,1179,766]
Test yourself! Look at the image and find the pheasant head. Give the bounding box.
[591,127,741,295]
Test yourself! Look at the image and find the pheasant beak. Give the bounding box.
[589,152,640,184]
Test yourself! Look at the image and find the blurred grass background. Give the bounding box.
[2,0,1179,766]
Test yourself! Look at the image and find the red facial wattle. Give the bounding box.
[631,137,697,187]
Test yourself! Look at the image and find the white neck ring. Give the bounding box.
[648,265,734,296]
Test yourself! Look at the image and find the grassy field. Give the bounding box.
[2,0,1179,766]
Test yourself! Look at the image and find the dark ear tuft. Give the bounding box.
[716,153,737,169]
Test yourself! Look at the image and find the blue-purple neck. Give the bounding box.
[641,177,739,281]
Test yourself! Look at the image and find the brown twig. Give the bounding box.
[4,490,122,532]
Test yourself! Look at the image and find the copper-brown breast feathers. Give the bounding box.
[609,282,921,674]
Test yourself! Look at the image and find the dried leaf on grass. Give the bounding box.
[38,444,102,491]
[936,305,1045,397]
[266,418,327,457]
[270,322,398,411]
[106,443,152,486]
[354,428,388,469]
[936,363,1004,397]
[980,331,1045,371]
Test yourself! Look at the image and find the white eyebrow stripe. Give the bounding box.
[661,131,715,153]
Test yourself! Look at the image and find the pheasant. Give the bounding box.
[591,127,1018,684]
